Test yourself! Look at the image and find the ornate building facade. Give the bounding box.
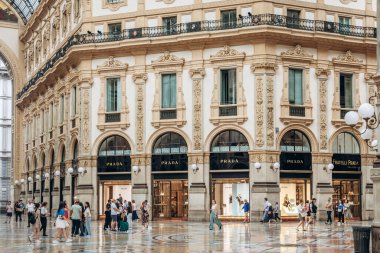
[9,0,379,221]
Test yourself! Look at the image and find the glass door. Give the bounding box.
[153,180,188,219]
[333,179,361,219]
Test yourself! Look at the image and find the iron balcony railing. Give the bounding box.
[17,14,378,100]
[289,106,306,117]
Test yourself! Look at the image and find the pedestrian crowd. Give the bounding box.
[5,195,151,244]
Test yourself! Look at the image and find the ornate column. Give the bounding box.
[250,62,279,221]
[188,68,207,221]
[131,73,149,211]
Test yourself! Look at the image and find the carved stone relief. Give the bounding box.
[132,73,148,152]
[256,77,264,147]
[81,87,90,154]
[266,76,274,147]
[190,68,205,151]
[316,69,328,150]
[102,0,128,11]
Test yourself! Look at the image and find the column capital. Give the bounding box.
[315,68,330,80]
[132,73,148,84]
[189,68,205,79]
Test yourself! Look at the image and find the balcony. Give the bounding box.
[219,106,237,117]
[289,106,305,117]
[105,113,121,123]
[160,109,177,120]
[17,14,377,101]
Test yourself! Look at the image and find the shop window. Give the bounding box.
[286,9,300,28]
[333,132,360,154]
[221,10,237,29]
[161,74,177,120]
[163,16,177,35]
[153,132,187,154]
[99,135,131,156]
[98,135,131,173]
[280,130,310,152]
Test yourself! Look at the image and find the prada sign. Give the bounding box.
[210,152,249,170]
[152,154,188,172]
[97,156,131,173]
[332,154,361,171]
[280,152,311,170]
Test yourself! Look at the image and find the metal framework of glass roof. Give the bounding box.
[5,0,40,24]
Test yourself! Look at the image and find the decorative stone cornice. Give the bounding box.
[210,45,245,62]
[251,62,276,74]
[281,44,311,57]
[151,51,184,67]
[340,0,357,4]
[280,45,313,61]
[97,56,128,73]
[332,51,363,66]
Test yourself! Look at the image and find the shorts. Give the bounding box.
[311,213,317,219]
[111,215,118,221]
[6,213,12,217]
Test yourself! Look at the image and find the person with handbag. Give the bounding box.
[209,200,222,230]
[28,203,40,243]
[296,200,307,231]
[53,202,71,244]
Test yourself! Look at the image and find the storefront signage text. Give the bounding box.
[220,159,239,164]
[160,161,179,165]
[332,154,361,171]
[286,159,303,164]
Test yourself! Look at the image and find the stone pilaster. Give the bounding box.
[132,73,148,152]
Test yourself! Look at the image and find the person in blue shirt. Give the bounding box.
[337,199,344,225]
[242,199,250,223]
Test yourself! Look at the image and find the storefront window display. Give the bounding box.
[280,179,311,217]
[212,179,249,216]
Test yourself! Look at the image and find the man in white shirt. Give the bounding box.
[110,199,119,231]
[260,198,269,222]
[26,200,35,227]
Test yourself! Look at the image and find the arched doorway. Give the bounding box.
[40,152,45,202]
[49,149,55,214]
[59,146,65,203]
[331,132,361,219]
[151,132,188,220]
[97,135,132,217]
[279,130,312,218]
[209,130,249,218]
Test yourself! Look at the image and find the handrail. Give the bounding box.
[17,14,377,101]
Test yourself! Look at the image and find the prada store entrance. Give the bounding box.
[151,132,189,220]
[153,179,188,219]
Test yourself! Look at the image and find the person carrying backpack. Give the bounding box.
[28,203,40,243]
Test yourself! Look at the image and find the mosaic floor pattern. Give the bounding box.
[0,216,369,253]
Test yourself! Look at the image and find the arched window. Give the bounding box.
[97,135,131,173]
[280,130,311,152]
[73,141,79,160]
[98,135,131,157]
[61,146,65,163]
[211,130,249,152]
[153,132,187,154]
[332,132,360,154]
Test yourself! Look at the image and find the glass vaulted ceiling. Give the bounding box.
[5,0,40,24]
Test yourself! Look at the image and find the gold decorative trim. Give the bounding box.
[102,0,128,11]
[151,52,186,128]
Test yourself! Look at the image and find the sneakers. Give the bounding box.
[28,235,33,242]
[52,240,59,244]
[35,240,41,244]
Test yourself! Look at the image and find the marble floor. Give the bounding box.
[0,216,369,253]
